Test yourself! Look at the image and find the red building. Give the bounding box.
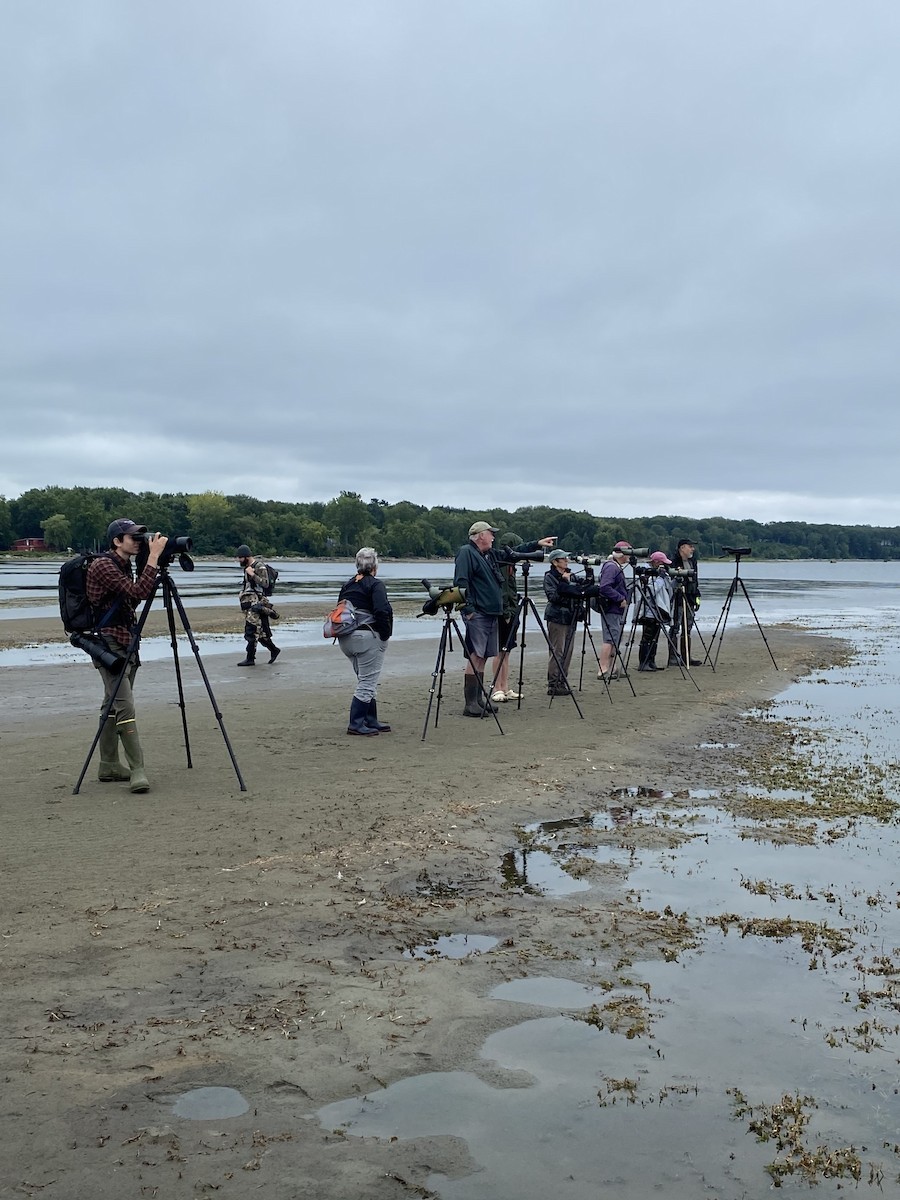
[10,538,47,551]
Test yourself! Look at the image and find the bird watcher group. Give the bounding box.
[81,515,701,793]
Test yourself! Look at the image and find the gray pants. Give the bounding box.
[339,629,387,702]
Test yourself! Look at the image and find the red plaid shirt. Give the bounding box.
[85,552,159,648]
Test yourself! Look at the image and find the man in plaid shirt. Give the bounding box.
[86,518,169,793]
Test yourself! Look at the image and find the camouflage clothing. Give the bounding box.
[239,558,279,660]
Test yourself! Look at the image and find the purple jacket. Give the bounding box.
[598,558,628,606]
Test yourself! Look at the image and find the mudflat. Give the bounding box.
[0,621,839,1199]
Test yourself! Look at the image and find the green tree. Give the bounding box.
[41,513,72,550]
[323,491,371,551]
[187,492,233,554]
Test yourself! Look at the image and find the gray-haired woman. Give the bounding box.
[337,547,394,735]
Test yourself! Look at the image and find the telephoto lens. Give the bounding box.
[69,632,126,672]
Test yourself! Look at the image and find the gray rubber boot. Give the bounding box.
[98,716,130,782]
[463,675,483,717]
[119,722,150,793]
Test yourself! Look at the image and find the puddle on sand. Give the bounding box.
[403,934,499,960]
[500,848,591,896]
[490,976,628,1009]
[171,1086,249,1120]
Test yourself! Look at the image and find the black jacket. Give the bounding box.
[338,574,393,641]
[543,566,599,626]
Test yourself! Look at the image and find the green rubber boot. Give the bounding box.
[98,716,130,782]
[118,720,150,794]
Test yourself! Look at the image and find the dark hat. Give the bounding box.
[677,538,695,549]
[107,518,147,544]
[236,545,252,558]
[499,531,519,548]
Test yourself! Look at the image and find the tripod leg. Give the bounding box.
[422,617,451,740]
[163,576,192,769]
[708,578,738,668]
[526,600,584,718]
[166,578,247,791]
[737,578,779,669]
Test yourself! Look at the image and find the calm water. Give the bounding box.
[2,557,900,668]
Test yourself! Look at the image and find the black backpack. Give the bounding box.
[260,562,278,597]
[59,553,119,633]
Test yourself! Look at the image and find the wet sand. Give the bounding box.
[0,618,842,1199]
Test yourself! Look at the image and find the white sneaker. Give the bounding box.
[505,688,522,699]
[491,690,507,703]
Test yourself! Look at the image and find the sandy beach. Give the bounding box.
[0,616,841,1199]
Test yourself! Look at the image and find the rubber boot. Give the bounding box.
[118,721,150,793]
[98,717,130,782]
[463,675,483,717]
[347,696,379,736]
[476,673,498,713]
[365,699,391,732]
[260,636,281,664]
[638,638,657,672]
[237,641,257,666]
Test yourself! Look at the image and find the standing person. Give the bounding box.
[491,532,523,703]
[668,538,702,666]
[454,522,555,717]
[596,541,632,681]
[542,550,600,695]
[85,519,169,793]
[236,545,281,666]
[337,547,393,736]
[636,551,674,672]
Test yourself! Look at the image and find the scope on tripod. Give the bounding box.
[503,549,545,564]
[721,546,751,557]
[419,579,466,616]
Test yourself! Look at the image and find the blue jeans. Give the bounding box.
[339,629,387,702]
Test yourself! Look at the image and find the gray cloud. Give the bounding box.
[3,1,899,522]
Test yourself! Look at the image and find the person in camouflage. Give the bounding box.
[236,544,281,665]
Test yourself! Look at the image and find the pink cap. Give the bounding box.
[649,551,671,565]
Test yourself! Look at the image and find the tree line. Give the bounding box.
[1,485,897,560]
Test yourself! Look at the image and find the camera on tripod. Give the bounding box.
[569,554,603,568]
[136,533,195,572]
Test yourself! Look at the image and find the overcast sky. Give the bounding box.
[3,2,899,524]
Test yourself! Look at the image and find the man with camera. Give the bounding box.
[85,518,169,793]
[667,538,702,666]
[596,541,632,681]
[454,522,555,717]
[543,550,602,695]
[236,544,281,666]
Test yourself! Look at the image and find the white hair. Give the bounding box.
[355,546,378,574]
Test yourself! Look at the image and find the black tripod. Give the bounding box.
[489,561,584,718]
[668,579,714,673]
[572,579,637,700]
[705,548,779,669]
[421,603,504,739]
[73,567,246,794]
[622,569,701,692]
